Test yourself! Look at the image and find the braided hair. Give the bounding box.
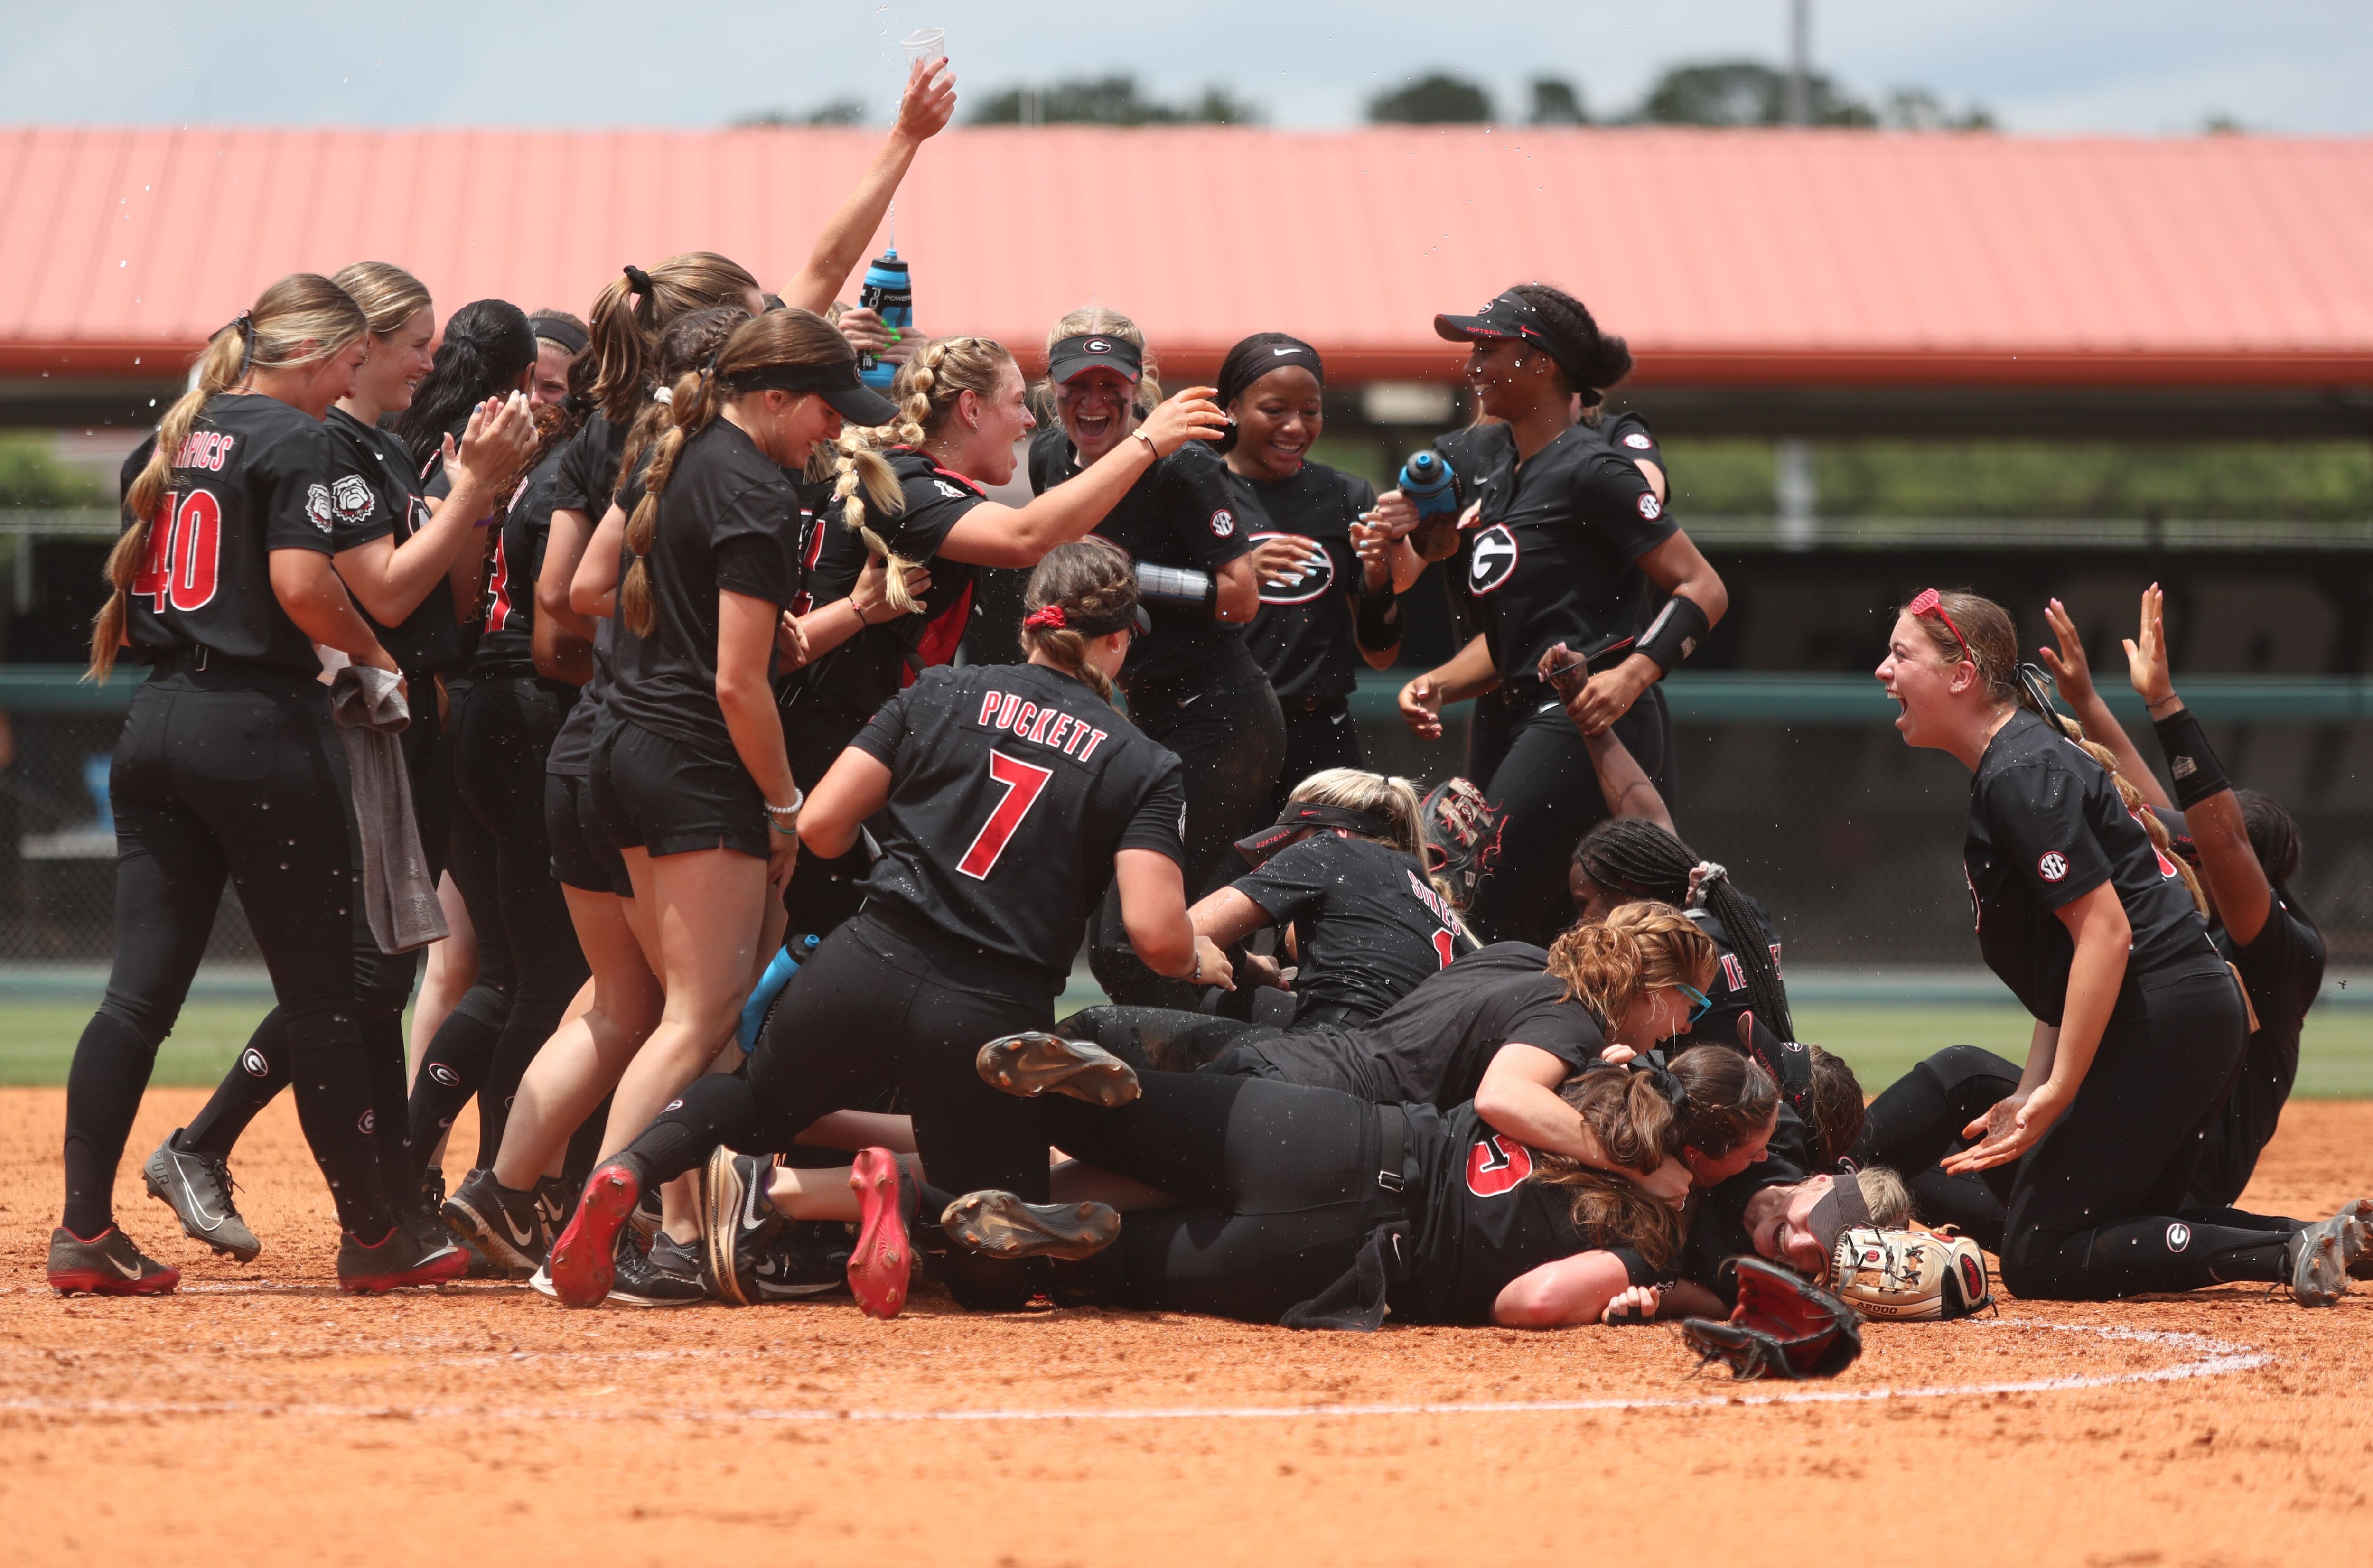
[831,336,1017,615]
[1017,539,1139,705]
[1572,818,1794,1042]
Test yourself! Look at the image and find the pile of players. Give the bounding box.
[47,54,2370,1330]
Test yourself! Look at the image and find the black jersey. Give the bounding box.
[1027,427,1246,684]
[1964,709,2220,1021]
[791,448,988,716]
[2219,899,2325,1074]
[1602,410,1664,475]
[551,412,630,517]
[1399,1101,1603,1324]
[475,445,565,674]
[1230,832,1476,1023]
[1685,895,1784,1046]
[319,407,464,680]
[848,663,1186,984]
[1430,420,1675,681]
[606,420,810,758]
[1228,460,1377,701]
[113,394,342,672]
[1260,942,1607,1107]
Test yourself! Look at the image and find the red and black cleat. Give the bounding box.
[548,1160,643,1308]
[336,1223,468,1294]
[847,1148,913,1321]
[47,1226,180,1297]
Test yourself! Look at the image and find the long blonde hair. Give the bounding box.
[831,336,1017,615]
[617,307,851,637]
[1543,901,1717,1027]
[91,274,368,680]
[587,252,761,425]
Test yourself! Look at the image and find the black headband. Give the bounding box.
[724,361,862,395]
[1585,1049,1689,1110]
[623,264,655,296]
[1216,334,1324,411]
[533,317,589,355]
[2017,662,2078,742]
[219,310,256,378]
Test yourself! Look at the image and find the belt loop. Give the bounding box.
[195,646,209,672]
[1376,1104,1406,1193]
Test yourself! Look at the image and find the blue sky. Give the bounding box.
[2,0,2367,134]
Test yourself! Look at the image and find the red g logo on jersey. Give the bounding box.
[2037,851,2070,883]
[1466,1134,1534,1196]
[1467,524,1519,594]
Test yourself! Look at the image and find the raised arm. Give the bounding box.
[2039,596,2167,809]
[773,61,958,315]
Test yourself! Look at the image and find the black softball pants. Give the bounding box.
[775,697,872,943]
[182,697,459,1195]
[622,908,1056,1309]
[1268,693,1364,819]
[2186,1002,2302,1213]
[1040,1071,1399,1323]
[1467,682,1670,947]
[409,675,587,1170]
[63,667,391,1240]
[1091,644,1287,1008]
[1850,1043,2022,1252]
[1998,965,2288,1300]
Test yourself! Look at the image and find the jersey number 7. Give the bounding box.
[956,751,1055,880]
[130,490,224,613]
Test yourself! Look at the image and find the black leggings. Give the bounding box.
[182,700,467,1194]
[64,668,389,1240]
[1061,1004,1263,1076]
[411,675,587,1169]
[1040,1071,1398,1323]
[2188,1003,2302,1212]
[1091,644,1286,1008]
[1467,683,1670,946]
[1269,695,1364,819]
[776,699,872,942]
[1851,1043,2022,1252]
[1997,966,2288,1300]
[622,910,1056,1305]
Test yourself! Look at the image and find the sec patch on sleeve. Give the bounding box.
[1636,491,1663,521]
[1209,507,1236,538]
[1623,431,1654,450]
[2037,850,2070,883]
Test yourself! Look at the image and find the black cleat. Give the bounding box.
[48,1226,180,1296]
[441,1167,547,1279]
[942,1190,1121,1260]
[143,1130,260,1262]
[337,1223,467,1294]
[700,1147,782,1307]
[749,1222,854,1301]
[609,1231,708,1307]
[976,1032,1140,1106]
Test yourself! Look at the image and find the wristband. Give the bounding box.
[764,789,805,834]
[1133,562,1216,611]
[848,597,869,630]
[1354,570,1403,651]
[2152,705,2231,809]
[1635,594,1711,675]
[1131,429,1159,459]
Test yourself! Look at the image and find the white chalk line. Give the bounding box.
[0,1319,2269,1425]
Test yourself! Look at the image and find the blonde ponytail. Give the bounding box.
[92,274,366,680]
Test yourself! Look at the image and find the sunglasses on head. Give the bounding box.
[1905,587,1971,663]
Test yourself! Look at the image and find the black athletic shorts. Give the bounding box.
[545,771,632,896]
[589,716,767,861]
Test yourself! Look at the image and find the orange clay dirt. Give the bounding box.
[1,1087,2367,1568]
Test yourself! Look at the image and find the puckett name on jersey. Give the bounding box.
[975,688,1110,761]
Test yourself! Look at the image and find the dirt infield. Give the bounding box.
[2,1089,2367,1567]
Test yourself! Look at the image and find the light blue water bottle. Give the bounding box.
[857,252,912,391]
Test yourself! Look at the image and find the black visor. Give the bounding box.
[1047,334,1144,385]
[1433,289,1598,398]
[726,360,897,426]
[1233,801,1396,868]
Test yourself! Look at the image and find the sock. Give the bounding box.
[2057,1217,2294,1297]
[181,1008,293,1158]
[404,995,504,1170]
[472,1012,549,1172]
[286,1019,396,1240]
[362,1016,416,1200]
[626,1074,765,1187]
[61,1009,160,1236]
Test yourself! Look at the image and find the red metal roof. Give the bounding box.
[4,125,2371,387]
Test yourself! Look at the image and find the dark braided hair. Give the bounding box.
[398,299,538,468]
[1506,281,1633,410]
[1572,818,1794,1041]
[2235,788,2315,933]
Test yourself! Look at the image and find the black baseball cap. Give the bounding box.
[1047,333,1145,384]
[1432,289,1543,346]
[727,359,897,426]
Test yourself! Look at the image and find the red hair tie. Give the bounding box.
[1022,606,1067,631]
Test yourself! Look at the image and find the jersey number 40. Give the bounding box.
[956,751,1055,880]
[130,490,223,613]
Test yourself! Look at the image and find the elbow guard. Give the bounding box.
[1134,562,1216,612]
[2152,706,2232,809]
[1355,571,1403,652]
[1635,594,1711,675]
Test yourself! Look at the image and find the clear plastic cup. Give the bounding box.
[900,28,946,69]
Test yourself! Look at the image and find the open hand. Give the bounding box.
[2121,582,2176,708]
[1137,386,1229,457]
[894,58,958,142]
[2037,597,2097,709]
[1398,672,1445,740]
[1943,1082,2068,1173]
[1247,532,1324,588]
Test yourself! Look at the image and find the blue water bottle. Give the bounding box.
[857,251,912,391]
[1398,449,1458,521]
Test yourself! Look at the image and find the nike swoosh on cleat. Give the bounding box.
[499,1207,537,1248]
[108,1252,142,1279]
[742,1169,770,1233]
[171,1150,224,1227]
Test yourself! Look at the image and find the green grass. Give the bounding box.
[2,997,2369,1098]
